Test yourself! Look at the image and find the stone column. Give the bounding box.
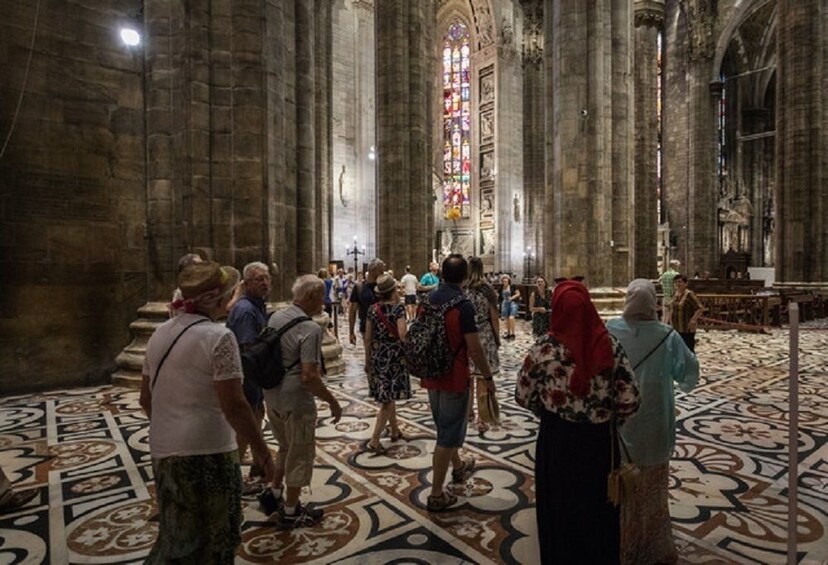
[296,0,318,268]
[376,0,436,275]
[610,0,634,285]
[632,0,664,279]
[522,0,545,278]
[775,1,827,281]
[315,0,333,264]
[663,1,719,276]
[544,0,634,285]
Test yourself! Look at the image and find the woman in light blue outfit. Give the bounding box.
[607,279,699,565]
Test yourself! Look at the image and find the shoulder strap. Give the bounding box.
[632,329,674,371]
[273,314,312,337]
[151,318,209,390]
[373,303,399,336]
[274,314,313,373]
[438,293,468,315]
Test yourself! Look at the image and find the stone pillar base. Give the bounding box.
[112,302,170,389]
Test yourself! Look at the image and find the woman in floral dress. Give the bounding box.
[464,256,500,432]
[516,281,640,564]
[363,274,410,453]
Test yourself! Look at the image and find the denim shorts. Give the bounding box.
[501,300,519,319]
[428,389,470,448]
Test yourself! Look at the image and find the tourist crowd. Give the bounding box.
[126,252,700,563]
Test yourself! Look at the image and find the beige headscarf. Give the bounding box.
[623,278,658,321]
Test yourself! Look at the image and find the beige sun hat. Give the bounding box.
[178,261,240,303]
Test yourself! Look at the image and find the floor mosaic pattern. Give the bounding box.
[1,320,827,564]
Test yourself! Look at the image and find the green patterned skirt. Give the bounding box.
[147,450,242,564]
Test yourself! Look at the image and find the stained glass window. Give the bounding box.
[442,21,471,218]
[717,72,727,193]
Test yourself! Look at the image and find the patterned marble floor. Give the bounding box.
[1,320,827,564]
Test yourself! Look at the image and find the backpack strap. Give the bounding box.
[272,315,312,373]
[373,303,399,337]
[151,318,209,390]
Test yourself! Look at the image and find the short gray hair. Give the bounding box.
[243,261,269,280]
[292,274,325,302]
[669,259,681,268]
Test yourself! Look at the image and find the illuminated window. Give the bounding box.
[442,21,471,218]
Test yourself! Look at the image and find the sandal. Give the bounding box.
[476,420,489,433]
[389,430,406,442]
[426,491,458,512]
[361,439,387,455]
[451,456,476,483]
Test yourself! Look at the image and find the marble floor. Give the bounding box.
[1,319,827,564]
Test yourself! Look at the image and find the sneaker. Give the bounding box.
[276,503,324,529]
[451,456,476,483]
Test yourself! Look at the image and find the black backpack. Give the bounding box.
[240,315,311,389]
[403,294,467,380]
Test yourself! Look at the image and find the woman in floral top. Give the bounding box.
[515,280,639,564]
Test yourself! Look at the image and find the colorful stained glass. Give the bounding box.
[442,21,472,218]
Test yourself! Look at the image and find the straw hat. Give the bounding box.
[376,273,397,295]
[178,261,240,303]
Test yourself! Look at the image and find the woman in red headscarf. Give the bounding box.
[516,280,640,564]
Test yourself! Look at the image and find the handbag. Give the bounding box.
[607,422,640,506]
[476,381,501,425]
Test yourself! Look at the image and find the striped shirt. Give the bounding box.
[671,290,703,332]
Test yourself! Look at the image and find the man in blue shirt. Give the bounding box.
[417,261,440,297]
[227,261,271,481]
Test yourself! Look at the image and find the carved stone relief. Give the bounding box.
[470,0,495,48]
[522,3,543,67]
[680,0,716,60]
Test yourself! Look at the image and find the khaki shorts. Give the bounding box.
[268,409,317,488]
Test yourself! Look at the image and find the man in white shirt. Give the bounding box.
[400,265,419,320]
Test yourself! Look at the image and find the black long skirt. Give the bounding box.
[535,410,620,564]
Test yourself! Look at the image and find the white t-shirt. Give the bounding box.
[401,273,418,296]
[143,314,242,459]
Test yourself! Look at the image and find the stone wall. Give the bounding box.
[0,1,146,392]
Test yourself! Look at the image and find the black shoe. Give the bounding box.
[276,503,324,529]
[258,487,283,516]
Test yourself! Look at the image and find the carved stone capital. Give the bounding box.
[351,0,373,11]
[634,0,665,28]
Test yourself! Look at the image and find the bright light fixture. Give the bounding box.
[120,28,141,46]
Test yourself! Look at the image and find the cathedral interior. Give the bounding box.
[0,0,826,563]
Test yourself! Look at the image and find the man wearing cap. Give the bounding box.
[264,274,343,529]
[226,261,271,484]
[348,258,385,345]
[142,261,275,562]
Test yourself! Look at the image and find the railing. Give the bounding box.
[695,293,781,329]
